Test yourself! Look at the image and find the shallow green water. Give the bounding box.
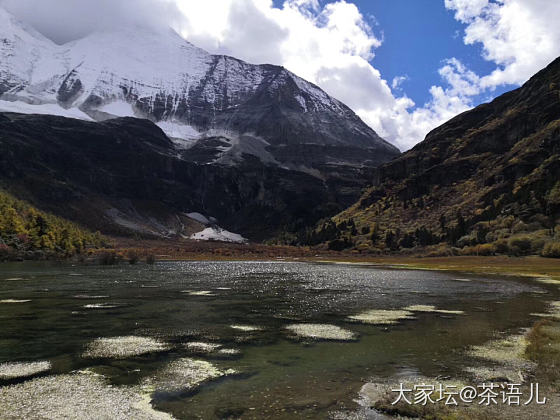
[0,261,556,419]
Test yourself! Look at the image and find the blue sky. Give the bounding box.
[274,0,513,112]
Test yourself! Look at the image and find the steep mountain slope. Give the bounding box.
[309,57,560,256]
[0,112,365,240]
[0,7,399,173]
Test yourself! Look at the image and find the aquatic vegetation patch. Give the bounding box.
[82,303,121,309]
[0,361,51,380]
[217,348,241,356]
[0,373,173,419]
[347,309,415,325]
[83,336,171,359]
[142,358,235,394]
[230,325,262,332]
[535,277,560,286]
[359,376,469,420]
[530,301,560,320]
[463,366,524,383]
[285,323,356,341]
[0,299,31,303]
[184,342,222,353]
[404,305,464,315]
[466,333,535,383]
[181,290,215,296]
[468,334,530,365]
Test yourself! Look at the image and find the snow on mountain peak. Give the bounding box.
[0,6,397,157]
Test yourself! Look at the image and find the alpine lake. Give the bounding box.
[0,260,557,419]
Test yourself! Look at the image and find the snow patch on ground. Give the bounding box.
[157,120,200,148]
[98,101,136,118]
[0,100,93,120]
[190,227,247,243]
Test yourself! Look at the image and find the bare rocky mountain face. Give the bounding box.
[0,7,399,240]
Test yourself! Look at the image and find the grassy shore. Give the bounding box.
[106,237,560,280]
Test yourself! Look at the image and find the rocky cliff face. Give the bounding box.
[0,112,370,240]
[310,57,560,255]
[0,7,399,175]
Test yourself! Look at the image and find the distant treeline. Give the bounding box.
[0,190,106,259]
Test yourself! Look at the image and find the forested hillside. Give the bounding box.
[0,190,106,259]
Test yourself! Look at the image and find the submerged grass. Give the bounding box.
[285,323,357,341]
[142,358,235,394]
[347,309,416,325]
[83,336,170,359]
[404,305,464,315]
[230,325,262,332]
[0,361,51,380]
[0,373,173,419]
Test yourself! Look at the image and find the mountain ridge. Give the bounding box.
[305,56,560,256]
[0,6,399,175]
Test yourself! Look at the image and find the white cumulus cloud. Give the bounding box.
[445,0,560,91]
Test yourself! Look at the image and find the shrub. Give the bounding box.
[542,242,560,258]
[127,250,139,265]
[476,243,496,256]
[99,251,119,265]
[328,238,352,251]
[512,221,529,234]
[507,235,532,256]
[494,239,509,254]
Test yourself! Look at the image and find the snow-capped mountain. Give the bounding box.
[0,7,399,172]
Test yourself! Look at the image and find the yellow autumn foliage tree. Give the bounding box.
[0,190,106,256]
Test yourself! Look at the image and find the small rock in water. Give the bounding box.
[0,361,51,380]
[83,336,171,359]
